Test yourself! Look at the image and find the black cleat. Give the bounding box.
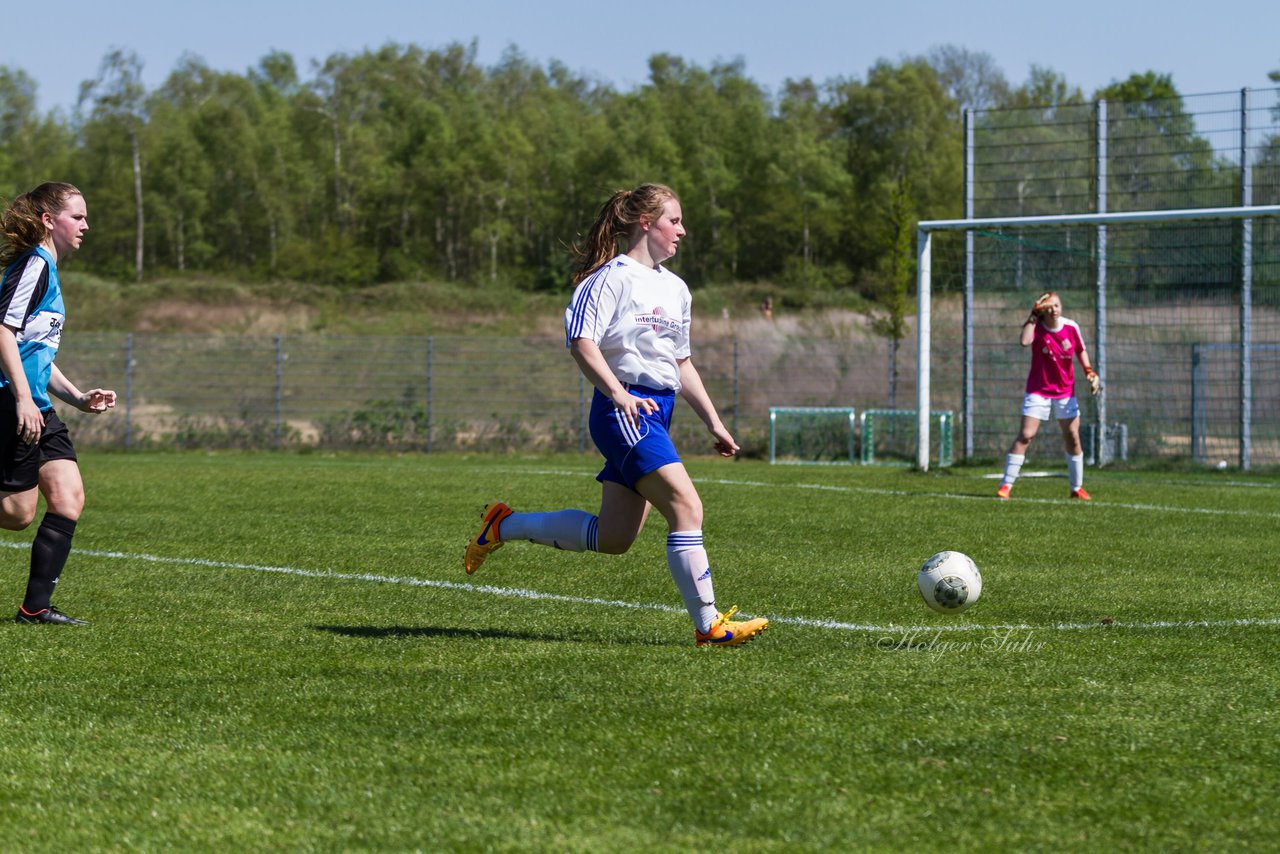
[14,606,88,626]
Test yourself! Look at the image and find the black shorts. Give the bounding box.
[0,387,77,493]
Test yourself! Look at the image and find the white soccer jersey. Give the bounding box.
[564,254,692,392]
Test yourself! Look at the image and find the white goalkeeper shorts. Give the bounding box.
[1022,393,1079,422]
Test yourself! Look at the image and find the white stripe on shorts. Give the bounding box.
[612,407,643,446]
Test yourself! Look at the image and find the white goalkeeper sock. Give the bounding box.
[666,531,718,634]
[1001,453,1025,487]
[501,510,599,551]
[1067,453,1084,491]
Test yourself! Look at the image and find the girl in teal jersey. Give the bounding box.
[0,183,117,625]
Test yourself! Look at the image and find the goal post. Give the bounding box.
[916,227,933,471]
[915,204,1280,472]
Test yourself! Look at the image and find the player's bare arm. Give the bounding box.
[677,358,737,457]
[47,364,116,414]
[569,337,656,426]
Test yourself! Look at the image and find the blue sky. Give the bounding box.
[11,0,1279,113]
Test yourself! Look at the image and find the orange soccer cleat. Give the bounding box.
[695,606,769,648]
[464,502,514,575]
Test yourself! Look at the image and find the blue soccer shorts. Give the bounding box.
[589,384,682,492]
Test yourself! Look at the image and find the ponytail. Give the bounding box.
[0,182,83,268]
[571,183,676,284]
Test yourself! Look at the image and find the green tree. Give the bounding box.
[513,60,616,289]
[1005,65,1085,111]
[833,58,961,398]
[834,58,961,281]
[976,67,1089,221]
[1096,72,1236,294]
[246,51,310,277]
[145,54,216,272]
[0,68,77,192]
[1096,72,1225,210]
[869,174,915,406]
[621,55,771,284]
[926,45,1010,115]
[750,78,849,292]
[79,49,148,282]
[410,41,490,283]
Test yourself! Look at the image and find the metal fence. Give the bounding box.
[970,88,1280,217]
[53,323,915,459]
[927,220,1280,469]
[920,88,1280,470]
[55,300,1280,470]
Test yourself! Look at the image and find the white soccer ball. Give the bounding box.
[918,551,982,614]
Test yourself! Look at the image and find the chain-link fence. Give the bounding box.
[921,89,1280,470]
[53,321,916,459]
[971,88,1280,217]
[53,294,1280,470]
[928,219,1280,468]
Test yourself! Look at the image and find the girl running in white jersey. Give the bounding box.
[465,183,767,647]
[997,291,1100,500]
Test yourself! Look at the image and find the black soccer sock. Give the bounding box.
[22,513,77,613]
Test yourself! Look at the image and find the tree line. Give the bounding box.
[2,42,1276,304]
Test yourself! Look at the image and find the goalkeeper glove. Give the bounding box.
[1032,292,1055,317]
[1086,370,1102,396]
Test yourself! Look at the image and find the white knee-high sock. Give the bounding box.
[500,510,598,551]
[1001,453,1025,487]
[666,531,718,634]
[1067,454,1084,490]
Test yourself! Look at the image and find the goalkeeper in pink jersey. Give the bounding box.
[997,291,1101,500]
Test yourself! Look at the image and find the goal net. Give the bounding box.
[860,409,954,466]
[768,407,856,464]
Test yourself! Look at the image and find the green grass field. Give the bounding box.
[2,452,1277,851]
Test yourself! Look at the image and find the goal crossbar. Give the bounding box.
[914,204,1280,471]
[918,204,1280,233]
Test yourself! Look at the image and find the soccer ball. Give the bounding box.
[917,551,982,614]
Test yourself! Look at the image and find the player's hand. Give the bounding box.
[81,388,117,413]
[611,389,656,428]
[1032,292,1055,317]
[15,398,43,444]
[1085,370,1102,397]
[709,423,739,457]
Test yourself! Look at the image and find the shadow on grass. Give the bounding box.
[311,624,672,646]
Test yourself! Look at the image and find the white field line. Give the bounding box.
[979,470,1280,490]
[512,468,1280,520]
[4,540,1278,635]
[980,470,1064,479]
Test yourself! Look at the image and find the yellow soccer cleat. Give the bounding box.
[695,605,769,648]
[464,502,513,575]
